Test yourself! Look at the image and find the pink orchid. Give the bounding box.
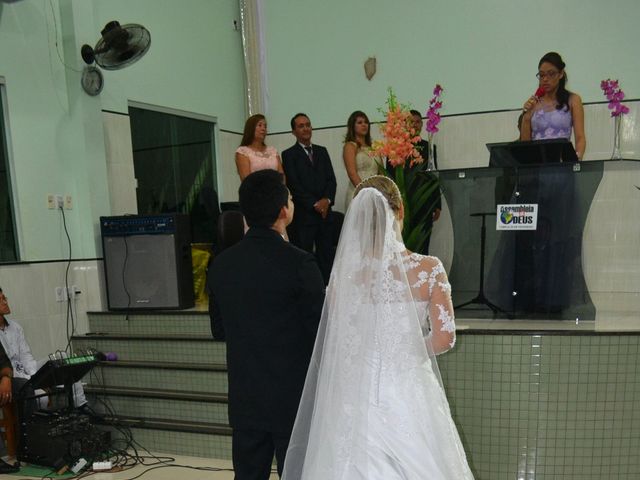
[425,84,444,135]
[601,79,629,117]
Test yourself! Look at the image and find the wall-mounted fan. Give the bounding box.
[79,21,150,96]
[81,21,151,70]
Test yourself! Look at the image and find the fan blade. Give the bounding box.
[94,23,151,70]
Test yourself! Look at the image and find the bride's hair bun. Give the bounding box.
[353,175,402,215]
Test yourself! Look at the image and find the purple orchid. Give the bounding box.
[601,79,630,117]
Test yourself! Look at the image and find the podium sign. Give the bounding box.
[496,204,538,230]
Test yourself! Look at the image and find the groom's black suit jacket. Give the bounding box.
[282,143,337,225]
[209,227,325,433]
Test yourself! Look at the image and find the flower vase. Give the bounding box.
[611,115,622,160]
[426,140,435,171]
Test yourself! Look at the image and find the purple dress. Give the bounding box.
[531,105,572,140]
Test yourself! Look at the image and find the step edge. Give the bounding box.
[96,360,227,372]
[73,334,218,341]
[86,385,228,402]
[100,415,232,436]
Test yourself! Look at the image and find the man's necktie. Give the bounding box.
[304,146,314,165]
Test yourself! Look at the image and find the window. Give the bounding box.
[128,104,219,244]
[0,82,18,262]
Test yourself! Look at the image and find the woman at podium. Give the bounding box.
[486,52,589,317]
[519,52,586,160]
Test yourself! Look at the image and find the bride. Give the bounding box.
[282,175,474,479]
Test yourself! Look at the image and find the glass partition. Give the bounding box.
[437,160,627,320]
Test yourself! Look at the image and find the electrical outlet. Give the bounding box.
[55,194,64,209]
[55,287,65,302]
[70,285,81,298]
[47,194,56,209]
[64,195,73,210]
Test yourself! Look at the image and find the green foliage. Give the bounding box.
[392,165,441,252]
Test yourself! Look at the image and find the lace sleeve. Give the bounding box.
[426,258,456,355]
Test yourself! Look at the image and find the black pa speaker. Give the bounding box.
[100,214,194,310]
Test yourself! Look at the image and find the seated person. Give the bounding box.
[0,339,20,471]
[0,336,13,408]
[0,287,87,409]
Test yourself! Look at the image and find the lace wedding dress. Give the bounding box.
[282,188,474,479]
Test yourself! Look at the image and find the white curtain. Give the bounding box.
[239,0,268,116]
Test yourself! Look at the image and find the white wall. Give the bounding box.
[0,0,246,261]
[263,0,640,132]
[0,260,104,359]
[0,0,246,359]
[2,0,640,363]
[260,101,640,213]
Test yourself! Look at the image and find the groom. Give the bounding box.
[209,169,325,480]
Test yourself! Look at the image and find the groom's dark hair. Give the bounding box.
[239,169,288,228]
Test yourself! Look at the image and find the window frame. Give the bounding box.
[0,76,21,262]
[126,100,221,241]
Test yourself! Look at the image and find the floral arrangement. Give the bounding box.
[370,88,422,168]
[369,87,441,253]
[600,79,629,116]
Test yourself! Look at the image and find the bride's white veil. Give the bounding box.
[282,180,446,479]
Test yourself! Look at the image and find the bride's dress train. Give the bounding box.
[282,186,474,480]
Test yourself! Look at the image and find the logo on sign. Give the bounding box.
[496,204,538,230]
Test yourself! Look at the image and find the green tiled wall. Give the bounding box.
[89,313,212,336]
[83,314,640,477]
[91,395,228,425]
[114,427,233,460]
[73,337,226,364]
[91,366,228,393]
[439,333,640,480]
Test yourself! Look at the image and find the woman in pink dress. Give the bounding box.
[235,114,288,238]
[235,114,284,180]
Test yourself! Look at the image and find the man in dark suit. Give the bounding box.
[386,110,442,254]
[209,169,325,480]
[282,113,337,284]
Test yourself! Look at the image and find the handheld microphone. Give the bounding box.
[524,87,546,113]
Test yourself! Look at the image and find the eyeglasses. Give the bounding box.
[536,70,560,80]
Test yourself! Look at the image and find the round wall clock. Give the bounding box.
[81,66,104,96]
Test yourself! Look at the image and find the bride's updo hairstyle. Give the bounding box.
[353,175,402,217]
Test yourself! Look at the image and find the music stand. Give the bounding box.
[454,212,510,318]
[487,138,578,168]
[20,355,97,410]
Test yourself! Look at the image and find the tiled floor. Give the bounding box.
[7,454,279,479]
